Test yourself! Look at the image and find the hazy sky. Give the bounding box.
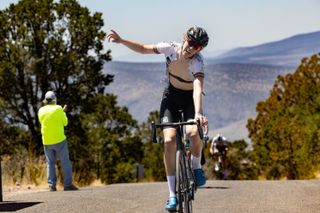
[1,0,320,62]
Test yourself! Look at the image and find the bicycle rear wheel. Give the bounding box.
[176,150,192,213]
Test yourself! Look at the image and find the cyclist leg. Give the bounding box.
[163,129,178,210]
[213,146,220,171]
[187,125,202,165]
[163,128,177,192]
[160,93,179,210]
[183,101,202,161]
[184,106,206,186]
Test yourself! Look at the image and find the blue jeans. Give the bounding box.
[44,140,73,187]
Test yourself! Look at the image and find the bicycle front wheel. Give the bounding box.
[176,150,192,213]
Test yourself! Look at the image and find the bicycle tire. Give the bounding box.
[176,150,192,213]
[186,153,196,201]
[185,154,194,212]
[176,150,184,212]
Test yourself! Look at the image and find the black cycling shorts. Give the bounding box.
[214,143,227,153]
[160,84,195,127]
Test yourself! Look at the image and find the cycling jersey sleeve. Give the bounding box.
[189,54,205,79]
[156,42,176,57]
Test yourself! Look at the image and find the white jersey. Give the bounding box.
[156,42,205,89]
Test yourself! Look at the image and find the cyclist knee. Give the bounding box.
[163,137,175,144]
[186,125,198,136]
[188,131,202,142]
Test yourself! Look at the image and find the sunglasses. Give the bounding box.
[186,39,202,51]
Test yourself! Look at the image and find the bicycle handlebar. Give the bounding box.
[151,120,203,143]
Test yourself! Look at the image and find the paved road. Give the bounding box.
[1,180,319,213]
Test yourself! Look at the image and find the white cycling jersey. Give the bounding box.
[212,135,228,153]
[213,135,227,143]
[155,42,205,89]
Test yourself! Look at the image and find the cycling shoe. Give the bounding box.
[165,196,177,211]
[194,168,206,186]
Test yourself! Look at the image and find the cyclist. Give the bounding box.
[107,26,209,211]
[210,133,228,179]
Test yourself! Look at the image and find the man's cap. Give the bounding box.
[43,91,56,104]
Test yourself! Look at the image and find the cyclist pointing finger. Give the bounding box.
[107,26,209,211]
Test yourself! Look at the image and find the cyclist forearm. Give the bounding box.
[107,30,156,54]
[193,78,203,116]
[120,39,156,54]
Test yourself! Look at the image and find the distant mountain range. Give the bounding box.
[104,31,319,142]
[208,31,320,67]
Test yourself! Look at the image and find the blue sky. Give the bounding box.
[1,0,320,62]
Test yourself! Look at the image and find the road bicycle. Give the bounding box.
[214,150,227,180]
[151,114,203,213]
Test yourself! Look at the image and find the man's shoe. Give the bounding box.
[165,196,177,211]
[49,185,57,192]
[215,163,219,171]
[194,168,206,186]
[64,184,79,191]
[223,170,228,180]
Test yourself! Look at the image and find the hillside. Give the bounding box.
[103,31,317,142]
[208,31,320,67]
[104,62,292,141]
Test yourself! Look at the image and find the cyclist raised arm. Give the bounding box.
[107,26,209,211]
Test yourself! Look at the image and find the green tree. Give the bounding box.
[0,117,26,156]
[247,53,320,179]
[0,0,112,153]
[80,94,143,184]
[227,140,258,180]
[0,0,145,185]
[139,111,166,181]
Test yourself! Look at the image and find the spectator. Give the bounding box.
[38,91,78,191]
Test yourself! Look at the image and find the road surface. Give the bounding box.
[1,180,319,212]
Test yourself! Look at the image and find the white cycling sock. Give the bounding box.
[167,176,176,197]
[191,155,201,169]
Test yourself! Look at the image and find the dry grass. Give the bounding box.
[1,154,47,186]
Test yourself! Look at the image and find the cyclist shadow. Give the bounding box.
[200,186,230,190]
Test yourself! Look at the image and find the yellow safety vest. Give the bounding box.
[38,104,68,145]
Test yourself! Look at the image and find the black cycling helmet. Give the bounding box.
[215,133,224,142]
[187,26,209,48]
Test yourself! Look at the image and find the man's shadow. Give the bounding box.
[0,201,42,212]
